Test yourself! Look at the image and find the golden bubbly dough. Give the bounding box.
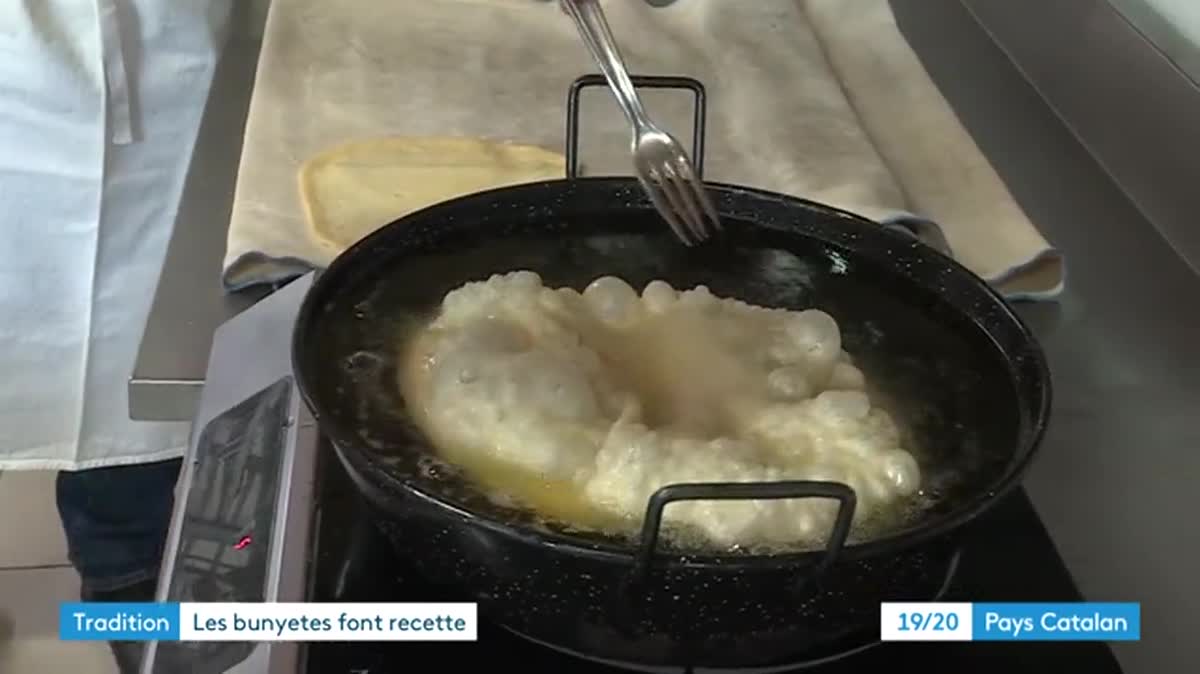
[400,271,924,549]
[298,136,565,249]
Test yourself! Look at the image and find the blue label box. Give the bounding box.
[60,602,180,641]
[972,603,1140,641]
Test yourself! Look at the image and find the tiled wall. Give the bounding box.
[960,0,1200,276]
[1110,0,1200,83]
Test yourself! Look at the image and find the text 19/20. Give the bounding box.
[897,612,960,632]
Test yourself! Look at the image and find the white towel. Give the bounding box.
[221,0,1065,301]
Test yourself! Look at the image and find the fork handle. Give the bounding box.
[561,0,650,130]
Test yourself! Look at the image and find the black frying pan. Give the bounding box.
[290,78,1051,668]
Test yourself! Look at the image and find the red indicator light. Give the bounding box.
[234,535,252,550]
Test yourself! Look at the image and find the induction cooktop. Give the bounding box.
[140,273,1123,674]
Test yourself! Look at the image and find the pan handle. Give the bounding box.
[565,74,708,180]
[631,480,857,581]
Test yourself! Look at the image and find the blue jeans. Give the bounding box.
[55,459,182,595]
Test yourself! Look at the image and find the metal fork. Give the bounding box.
[561,0,721,246]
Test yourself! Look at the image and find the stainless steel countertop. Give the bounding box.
[133,2,1198,672]
[129,11,271,421]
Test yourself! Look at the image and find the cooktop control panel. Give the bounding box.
[151,379,294,673]
[143,273,320,674]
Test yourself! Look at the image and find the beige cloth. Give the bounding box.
[801,0,1064,298]
[222,0,1064,300]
